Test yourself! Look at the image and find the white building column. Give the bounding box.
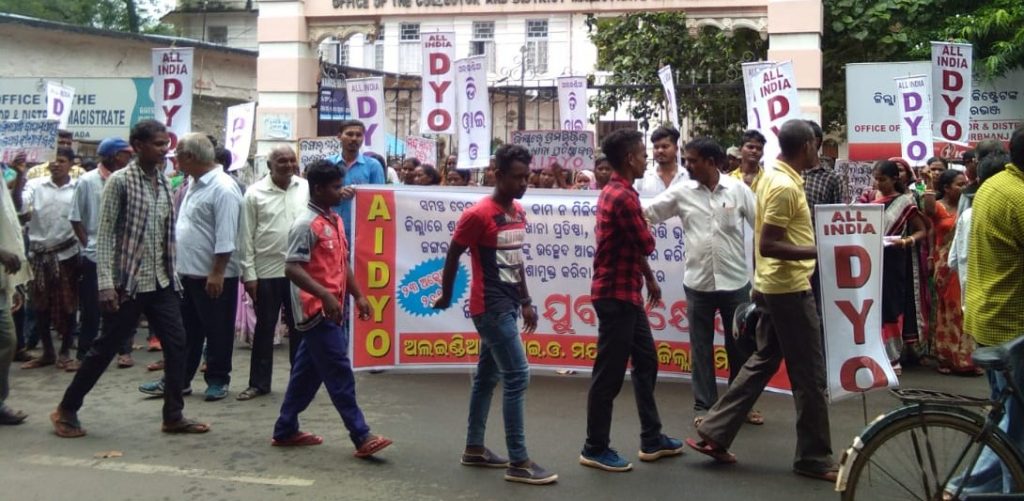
[767,0,823,123]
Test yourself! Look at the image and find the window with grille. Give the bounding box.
[338,42,350,66]
[470,21,496,72]
[399,23,421,73]
[525,20,548,74]
[207,26,228,44]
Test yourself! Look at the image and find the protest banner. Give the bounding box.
[657,66,680,131]
[751,61,800,164]
[835,161,875,203]
[931,42,973,150]
[0,78,155,140]
[815,204,897,402]
[405,135,437,165]
[346,77,386,155]
[0,119,59,163]
[350,187,793,392]
[557,76,588,131]
[152,47,193,151]
[455,56,490,169]
[224,102,255,172]
[45,82,75,129]
[742,61,775,129]
[510,130,596,172]
[420,32,456,135]
[895,75,933,167]
[297,136,340,173]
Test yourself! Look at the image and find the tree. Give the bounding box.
[942,0,1024,78]
[0,0,170,34]
[586,12,767,145]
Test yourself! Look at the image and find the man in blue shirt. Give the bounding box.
[325,120,385,245]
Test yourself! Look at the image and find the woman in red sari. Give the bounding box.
[858,160,929,375]
[924,169,979,375]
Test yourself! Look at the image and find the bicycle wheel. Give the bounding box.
[842,412,1024,500]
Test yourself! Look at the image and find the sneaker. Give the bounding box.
[204,384,228,401]
[504,461,558,485]
[138,380,192,397]
[461,447,509,468]
[579,448,633,472]
[639,434,685,462]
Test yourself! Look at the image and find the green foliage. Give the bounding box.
[941,0,1024,78]
[0,0,169,34]
[587,13,767,145]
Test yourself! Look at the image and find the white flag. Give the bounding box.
[420,32,456,135]
[895,75,933,166]
[152,47,194,151]
[657,65,680,131]
[751,61,800,165]
[455,56,490,169]
[346,77,387,156]
[931,41,972,147]
[557,76,588,131]
[224,102,256,172]
[45,82,75,130]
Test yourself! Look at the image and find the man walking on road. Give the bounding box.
[581,129,683,473]
[433,144,558,486]
[0,166,31,424]
[237,146,308,401]
[688,120,838,482]
[53,120,209,438]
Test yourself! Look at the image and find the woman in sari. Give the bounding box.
[924,169,979,375]
[858,160,929,374]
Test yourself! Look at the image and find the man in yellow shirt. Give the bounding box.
[730,129,766,187]
[689,120,837,482]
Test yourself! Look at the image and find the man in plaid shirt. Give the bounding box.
[802,120,845,317]
[580,129,683,473]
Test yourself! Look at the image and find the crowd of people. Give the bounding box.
[0,115,1021,493]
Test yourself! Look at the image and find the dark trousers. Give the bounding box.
[685,284,752,413]
[697,290,834,471]
[273,319,370,447]
[247,277,298,393]
[13,305,25,352]
[60,286,187,423]
[585,298,663,453]
[180,276,239,387]
[78,259,131,360]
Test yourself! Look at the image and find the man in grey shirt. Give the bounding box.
[139,133,243,401]
[70,137,135,368]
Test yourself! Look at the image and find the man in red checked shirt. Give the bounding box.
[579,129,684,473]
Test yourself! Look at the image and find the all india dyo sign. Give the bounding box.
[346,77,386,155]
[895,75,932,166]
[151,48,193,151]
[931,41,972,147]
[420,32,456,135]
[750,61,800,165]
[815,205,897,402]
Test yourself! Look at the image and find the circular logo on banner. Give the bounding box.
[468,143,479,160]
[465,77,477,100]
[568,92,577,111]
[397,257,469,317]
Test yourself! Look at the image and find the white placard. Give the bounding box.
[751,61,800,165]
[224,102,255,172]
[45,82,75,129]
[742,61,775,130]
[895,75,933,167]
[420,32,456,135]
[151,47,193,151]
[657,65,680,131]
[454,56,490,169]
[815,204,898,402]
[931,41,973,148]
[557,76,589,131]
[346,77,386,156]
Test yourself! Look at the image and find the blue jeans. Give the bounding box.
[467,309,530,464]
[274,319,370,447]
[948,362,1024,496]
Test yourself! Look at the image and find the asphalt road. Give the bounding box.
[1,341,989,501]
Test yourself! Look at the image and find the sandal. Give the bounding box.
[50,410,86,438]
[746,410,765,425]
[162,418,211,434]
[693,416,704,428]
[147,359,165,372]
[354,434,393,458]
[64,359,81,372]
[13,350,32,362]
[272,431,324,447]
[21,357,55,369]
[685,437,736,464]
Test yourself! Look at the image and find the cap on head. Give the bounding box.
[97,137,132,157]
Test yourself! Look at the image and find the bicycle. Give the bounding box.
[836,335,1024,500]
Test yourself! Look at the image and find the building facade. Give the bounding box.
[163,0,260,50]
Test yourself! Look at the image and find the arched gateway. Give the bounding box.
[255,0,822,156]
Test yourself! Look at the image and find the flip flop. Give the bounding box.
[685,437,736,464]
[746,410,765,425]
[50,410,86,438]
[162,418,211,434]
[21,357,55,370]
[354,435,392,458]
[272,431,323,447]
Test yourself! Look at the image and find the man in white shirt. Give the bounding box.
[0,164,31,424]
[237,146,308,401]
[644,138,760,426]
[70,137,136,369]
[140,133,243,402]
[634,126,688,195]
[20,147,81,371]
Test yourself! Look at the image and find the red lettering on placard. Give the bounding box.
[768,95,789,121]
[835,245,871,288]
[942,94,964,116]
[836,299,874,344]
[942,70,964,92]
[163,79,182,100]
[941,120,963,141]
[162,105,182,127]
[429,53,450,75]
[840,356,889,392]
[427,109,451,131]
[429,81,451,103]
